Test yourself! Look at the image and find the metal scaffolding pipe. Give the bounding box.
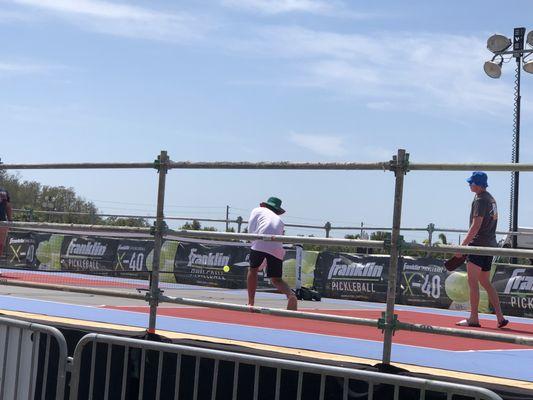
[0,280,146,301]
[1,280,531,347]
[0,162,154,170]
[3,160,533,171]
[12,210,533,237]
[408,243,533,258]
[0,221,151,234]
[409,163,533,171]
[382,149,407,364]
[166,229,385,249]
[5,221,533,257]
[397,321,533,346]
[148,151,168,333]
[167,161,390,170]
[159,294,379,327]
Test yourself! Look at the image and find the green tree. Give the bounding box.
[370,231,389,241]
[102,216,149,227]
[181,220,217,231]
[1,171,100,224]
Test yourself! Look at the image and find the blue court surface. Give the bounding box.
[0,291,532,392]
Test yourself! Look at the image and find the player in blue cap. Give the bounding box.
[456,172,508,328]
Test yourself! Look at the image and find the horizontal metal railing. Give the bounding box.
[0,221,151,235]
[6,220,533,258]
[69,333,503,400]
[12,209,533,242]
[3,160,533,171]
[3,279,533,347]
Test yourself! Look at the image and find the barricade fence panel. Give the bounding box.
[69,333,503,400]
[0,316,67,400]
[3,228,532,318]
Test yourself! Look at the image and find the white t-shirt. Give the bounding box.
[248,206,285,260]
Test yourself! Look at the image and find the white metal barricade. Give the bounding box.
[69,333,503,400]
[0,316,68,400]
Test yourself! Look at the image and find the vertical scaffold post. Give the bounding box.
[324,222,331,238]
[382,149,408,364]
[427,223,435,246]
[148,150,169,334]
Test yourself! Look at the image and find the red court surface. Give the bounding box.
[2,270,143,288]
[105,306,533,351]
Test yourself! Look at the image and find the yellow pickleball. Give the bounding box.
[223,265,230,273]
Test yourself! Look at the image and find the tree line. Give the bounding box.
[0,170,224,230]
[0,170,148,227]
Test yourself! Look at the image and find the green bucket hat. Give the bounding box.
[261,196,285,215]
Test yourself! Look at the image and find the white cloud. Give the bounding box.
[232,26,514,117]
[8,0,209,42]
[289,132,347,157]
[222,0,330,15]
[0,9,35,22]
[221,0,377,19]
[0,61,55,74]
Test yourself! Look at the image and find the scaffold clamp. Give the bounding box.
[153,154,169,173]
[388,152,410,175]
[378,312,399,335]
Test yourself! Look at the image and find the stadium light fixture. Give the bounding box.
[524,60,533,74]
[487,34,512,53]
[527,30,533,46]
[483,58,503,78]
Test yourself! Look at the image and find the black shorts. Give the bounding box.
[249,250,283,278]
[466,255,493,271]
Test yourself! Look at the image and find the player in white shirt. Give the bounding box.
[247,197,297,310]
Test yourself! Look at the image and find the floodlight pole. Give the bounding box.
[510,28,525,260]
[485,27,533,261]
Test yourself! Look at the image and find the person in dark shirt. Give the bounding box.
[456,172,508,328]
[0,187,13,257]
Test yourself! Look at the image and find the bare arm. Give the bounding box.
[461,216,483,246]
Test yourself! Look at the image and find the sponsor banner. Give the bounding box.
[60,236,119,272]
[174,242,250,288]
[173,242,300,289]
[313,252,389,302]
[400,257,453,309]
[492,264,533,318]
[114,240,154,273]
[5,231,52,268]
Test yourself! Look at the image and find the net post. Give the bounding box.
[382,149,408,364]
[148,150,169,334]
[295,244,303,291]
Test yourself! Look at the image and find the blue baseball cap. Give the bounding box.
[466,171,488,187]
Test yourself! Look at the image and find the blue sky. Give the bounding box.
[1,0,533,243]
